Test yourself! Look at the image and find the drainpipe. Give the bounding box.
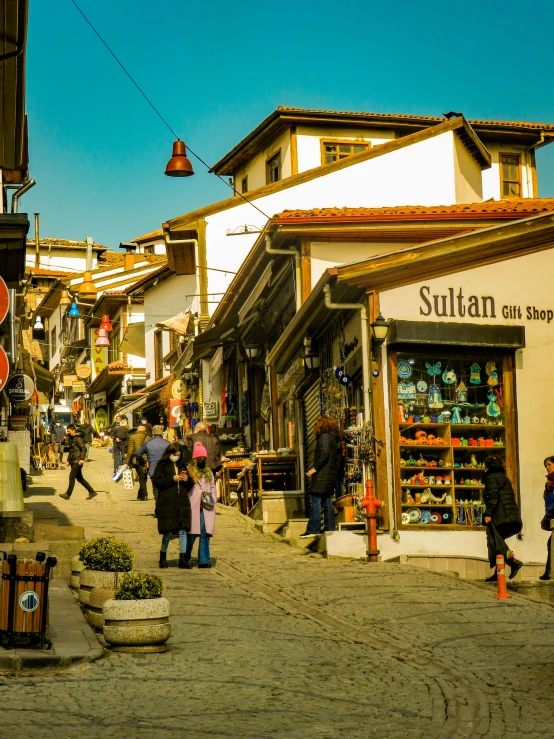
[323,283,370,421]
[265,234,301,311]
[34,213,40,268]
[11,179,36,213]
[8,289,17,367]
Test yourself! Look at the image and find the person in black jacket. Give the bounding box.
[79,418,98,462]
[483,455,523,581]
[59,425,97,501]
[301,416,340,538]
[152,442,193,569]
[50,421,67,465]
[108,417,129,472]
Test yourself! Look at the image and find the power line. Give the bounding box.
[69,1,272,222]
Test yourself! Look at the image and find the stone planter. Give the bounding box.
[79,569,125,605]
[70,555,86,590]
[103,597,171,652]
[85,587,115,629]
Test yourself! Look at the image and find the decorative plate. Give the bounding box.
[420,510,432,524]
[398,361,413,379]
[430,513,440,523]
[416,380,428,393]
[401,512,411,525]
[442,512,451,523]
[407,507,421,523]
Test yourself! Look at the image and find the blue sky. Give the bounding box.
[23,0,554,249]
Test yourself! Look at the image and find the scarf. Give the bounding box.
[186,461,213,485]
[544,471,554,498]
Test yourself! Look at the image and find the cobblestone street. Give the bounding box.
[3,447,554,738]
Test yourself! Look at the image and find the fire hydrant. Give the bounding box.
[361,479,385,562]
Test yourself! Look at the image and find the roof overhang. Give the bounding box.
[0,0,28,175]
[0,212,30,286]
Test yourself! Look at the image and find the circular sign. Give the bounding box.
[95,407,108,434]
[76,364,91,379]
[0,346,8,390]
[5,373,35,402]
[0,275,8,325]
[19,590,40,613]
[171,379,187,400]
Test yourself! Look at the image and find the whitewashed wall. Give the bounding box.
[296,125,395,173]
[234,128,292,193]
[481,144,536,201]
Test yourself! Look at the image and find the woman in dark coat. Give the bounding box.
[539,456,554,580]
[483,455,523,581]
[301,416,340,538]
[152,442,193,569]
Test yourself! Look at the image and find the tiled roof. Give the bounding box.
[131,229,164,243]
[275,199,554,222]
[98,252,166,266]
[277,106,554,131]
[27,267,73,277]
[137,374,173,395]
[26,238,108,250]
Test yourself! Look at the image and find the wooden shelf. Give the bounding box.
[400,466,454,470]
[453,446,505,451]
[450,424,504,430]
[399,443,449,449]
[400,484,452,489]
[399,423,449,429]
[401,503,453,507]
[455,484,485,489]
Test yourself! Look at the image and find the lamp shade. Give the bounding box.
[245,343,260,360]
[33,315,44,330]
[371,314,390,343]
[95,328,109,347]
[164,140,194,177]
[60,290,71,306]
[68,302,80,318]
[79,271,97,300]
[99,314,113,331]
[304,353,320,371]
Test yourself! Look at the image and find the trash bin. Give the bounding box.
[0,552,57,649]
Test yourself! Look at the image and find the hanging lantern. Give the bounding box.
[32,315,45,340]
[95,328,109,347]
[78,271,97,300]
[68,302,80,318]
[99,314,113,331]
[164,140,194,177]
[60,290,71,306]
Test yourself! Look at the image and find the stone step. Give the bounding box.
[282,518,309,539]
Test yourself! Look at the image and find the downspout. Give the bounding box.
[34,213,40,268]
[323,284,370,421]
[265,234,301,312]
[11,178,35,213]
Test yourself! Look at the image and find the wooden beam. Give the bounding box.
[270,365,279,449]
[301,240,311,304]
[290,125,298,176]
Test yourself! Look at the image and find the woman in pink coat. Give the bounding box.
[184,443,217,568]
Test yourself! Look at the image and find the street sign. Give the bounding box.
[0,275,8,325]
[171,379,187,399]
[76,364,91,379]
[5,373,35,402]
[0,346,8,390]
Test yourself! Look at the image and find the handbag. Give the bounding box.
[541,514,553,532]
[112,465,126,483]
[201,490,215,510]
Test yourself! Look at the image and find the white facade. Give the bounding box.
[26,245,100,273]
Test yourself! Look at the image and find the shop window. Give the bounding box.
[50,328,57,356]
[500,153,521,197]
[154,330,164,380]
[266,152,281,184]
[322,140,370,165]
[241,176,248,194]
[391,351,515,530]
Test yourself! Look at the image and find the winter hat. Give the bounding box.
[193,443,208,459]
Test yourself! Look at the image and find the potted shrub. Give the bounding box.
[78,536,134,606]
[103,573,170,651]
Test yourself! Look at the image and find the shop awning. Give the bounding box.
[88,362,131,394]
[116,395,147,416]
[119,322,145,358]
[172,338,194,376]
[238,262,272,326]
[157,312,190,334]
[33,362,54,394]
[191,314,238,361]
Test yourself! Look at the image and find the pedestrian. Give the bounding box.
[184,443,217,569]
[59,425,97,501]
[483,454,523,581]
[152,442,194,569]
[50,420,66,467]
[187,421,221,474]
[539,456,554,581]
[135,425,170,502]
[125,424,151,501]
[140,416,153,437]
[78,417,98,462]
[108,417,129,472]
[300,416,340,538]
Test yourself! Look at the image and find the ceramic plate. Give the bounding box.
[398,361,413,379]
[420,510,432,524]
[407,507,421,522]
[430,513,440,523]
[442,512,451,523]
[416,380,428,393]
[401,512,411,525]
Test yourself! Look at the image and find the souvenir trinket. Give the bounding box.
[442,368,457,384]
[401,512,411,525]
[485,361,499,387]
[469,363,481,385]
[428,384,444,409]
[416,380,428,393]
[486,389,501,417]
[398,381,417,401]
[426,361,442,377]
[451,406,463,423]
[420,510,432,524]
[397,361,413,379]
[456,380,468,403]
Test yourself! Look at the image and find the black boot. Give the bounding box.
[159,551,168,568]
[539,573,551,581]
[485,571,497,582]
[178,553,192,569]
[507,558,523,580]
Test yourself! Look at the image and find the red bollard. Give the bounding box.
[494,555,512,599]
[361,479,385,562]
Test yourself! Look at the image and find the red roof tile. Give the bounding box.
[28,267,73,277]
[131,229,164,243]
[137,374,173,395]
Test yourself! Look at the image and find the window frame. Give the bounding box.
[320,139,371,166]
[499,152,522,198]
[265,150,282,185]
[241,176,248,194]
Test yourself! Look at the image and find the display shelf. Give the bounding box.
[399,443,449,450]
[400,466,454,471]
[454,484,485,489]
[399,423,449,429]
[400,484,453,489]
[450,424,504,430]
[453,445,505,451]
[401,503,453,507]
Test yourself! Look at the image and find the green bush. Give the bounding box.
[79,536,134,572]
[114,572,163,600]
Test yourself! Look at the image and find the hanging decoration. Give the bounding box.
[441,367,457,385]
[486,361,499,386]
[397,361,413,379]
[455,380,468,403]
[469,363,481,385]
[426,361,442,377]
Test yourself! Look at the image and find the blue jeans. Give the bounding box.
[186,510,211,565]
[161,529,187,553]
[307,495,335,534]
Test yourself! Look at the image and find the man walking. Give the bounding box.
[125,424,151,500]
[59,425,97,501]
[108,417,130,472]
[79,417,98,462]
[135,425,169,502]
[188,422,221,474]
[140,416,153,437]
[50,420,66,468]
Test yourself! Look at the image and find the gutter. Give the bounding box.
[265,234,301,311]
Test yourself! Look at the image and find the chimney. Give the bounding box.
[120,242,137,272]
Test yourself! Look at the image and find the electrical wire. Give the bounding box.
[69,0,272,222]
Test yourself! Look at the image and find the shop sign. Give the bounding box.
[277,358,304,397]
[94,407,108,433]
[203,401,219,418]
[0,346,9,390]
[169,399,183,424]
[91,329,108,377]
[171,379,187,400]
[93,391,107,408]
[0,275,8,325]
[63,375,77,386]
[76,364,91,379]
[72,381,87,393]
[5,374,35,402]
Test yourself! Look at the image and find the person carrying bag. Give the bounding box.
[540,456,554,580]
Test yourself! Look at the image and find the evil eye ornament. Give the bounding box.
[335,367,344,381]
[416,380,428,393]
[401,512,411,525]
[340,373,351,386]
[397,361,413,379]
